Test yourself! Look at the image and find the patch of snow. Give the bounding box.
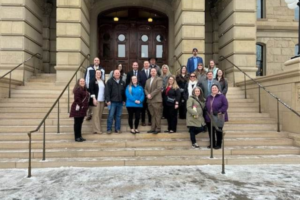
[0,165,300,200]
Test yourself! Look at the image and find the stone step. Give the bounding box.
[0,106,259,113]
[0,123,280,133]
[0,101,259,108]
[0,112,271,119]
[0,131,289,141]
[0,117,276,126]
[0,138,293,150]
[2,155,300,169]
[0,146,298,159]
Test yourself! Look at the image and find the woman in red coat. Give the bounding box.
[70,78,89,142]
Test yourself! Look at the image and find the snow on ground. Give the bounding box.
[0,165,300,200]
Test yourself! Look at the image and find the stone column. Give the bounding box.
[217,0,257,83]
[42,1,53,73]
[173,0,205,71]
[55,0,90,84]
[0,0,43,81]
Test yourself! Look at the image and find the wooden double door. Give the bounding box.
[98,23,168,73]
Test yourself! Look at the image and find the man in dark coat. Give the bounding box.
[149,57,161,76]
[138,60,152,126]
[105,69,126,134]
[126,61,140,86]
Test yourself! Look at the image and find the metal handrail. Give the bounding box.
[205,110,226,174]
[27,54,90,178]
[0,53,42,98]
[220,56,300,132]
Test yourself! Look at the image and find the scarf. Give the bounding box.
[188,80,198,97]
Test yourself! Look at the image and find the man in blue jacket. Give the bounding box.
[187,48,203,74]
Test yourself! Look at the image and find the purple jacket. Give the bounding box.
[205,93,229,123]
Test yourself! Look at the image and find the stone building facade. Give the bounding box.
[0,0,298,82]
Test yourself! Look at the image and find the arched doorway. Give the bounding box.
[97,7,168,73]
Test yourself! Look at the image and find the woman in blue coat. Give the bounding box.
[125,76,145,134]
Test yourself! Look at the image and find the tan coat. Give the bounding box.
[144,76,163,103]
[186,96,206,127]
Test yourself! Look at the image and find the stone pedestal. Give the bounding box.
[55,0,90,84]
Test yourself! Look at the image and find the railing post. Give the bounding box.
[28,133,32,178]
[277,100,280,132]
[258,86,261,113]
[57,100,60,133]
[210,122,213,159]
[222,131,225,174]
[244,74,247,99]
[68,85,70,113]
[23,65,26,86]
[43,121,46,160]
[9,73,12,98]
[233,66,236,87]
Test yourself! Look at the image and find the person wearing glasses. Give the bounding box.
[199,71,222,98]
[183,72,201,101]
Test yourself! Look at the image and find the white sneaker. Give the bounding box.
[192,143,200,148]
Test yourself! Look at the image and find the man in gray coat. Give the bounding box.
[199,71,222,98]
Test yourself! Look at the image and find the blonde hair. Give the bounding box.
[128,75,138,94]
[162,64,171,77]
[167,75,179,90]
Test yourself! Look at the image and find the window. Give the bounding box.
[295,44,299,56]
[118,44,125,57]
[295,6,299,21]
[141,45,148,58]
[257,0,264,19]
[256,44,264,76]
[156,45,163,58]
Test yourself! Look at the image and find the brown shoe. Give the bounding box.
[142,122,146,126]
[148,122,152,126]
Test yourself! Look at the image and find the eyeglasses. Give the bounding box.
[190,76,196,78]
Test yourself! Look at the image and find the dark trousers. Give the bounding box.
[179,94,187,119]
[165,105,178,132]
[141,100,151,123]
[74,117,84,139]
[189,126,205,144]
[207,122,223,147]
[127,107,142,129]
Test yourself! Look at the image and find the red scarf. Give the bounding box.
[165,86,171,95]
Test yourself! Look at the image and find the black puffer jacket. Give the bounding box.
[105,78,126,102]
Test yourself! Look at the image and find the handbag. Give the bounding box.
[210,97,225,128]
[75,94,88,111]
[212,113,225,127]
[166,96,175,103]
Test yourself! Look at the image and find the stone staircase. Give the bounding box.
[0,74,300,169]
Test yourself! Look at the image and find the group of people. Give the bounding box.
[69,47,229,149]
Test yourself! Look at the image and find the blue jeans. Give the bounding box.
[107,102,123,131]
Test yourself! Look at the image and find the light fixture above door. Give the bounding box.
[114,11,119,22]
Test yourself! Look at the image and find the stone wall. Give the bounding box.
[217,0,257,83]
[236,62,300,134]
[256,0,298,76]
[173,0,205,71]
[265,0,295,21]
[0,0,43,81]
[55,0,91,84]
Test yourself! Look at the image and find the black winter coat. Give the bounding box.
[163,87,181,107]
[105,78,126,102]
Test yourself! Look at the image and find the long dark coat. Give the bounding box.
[70,87,89,118]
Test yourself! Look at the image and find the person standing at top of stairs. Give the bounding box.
[84,57,105,121]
